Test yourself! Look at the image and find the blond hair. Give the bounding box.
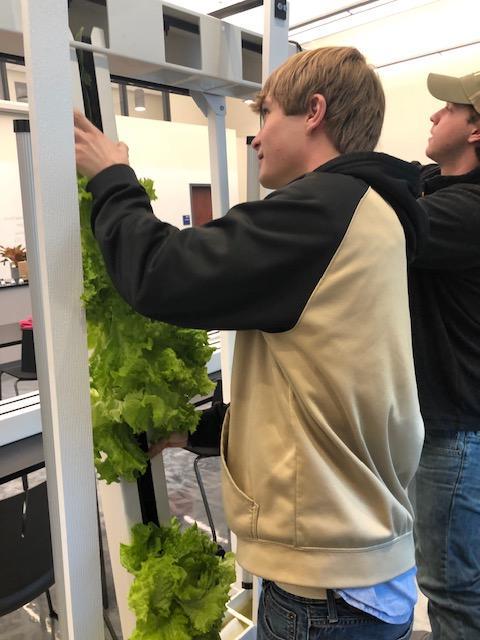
[253,47,385,154]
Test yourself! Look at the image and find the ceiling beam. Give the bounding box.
[209,0,263,20]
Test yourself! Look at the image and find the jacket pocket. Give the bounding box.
[221,409,259,539]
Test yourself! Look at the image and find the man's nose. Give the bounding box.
[251,133,261,150]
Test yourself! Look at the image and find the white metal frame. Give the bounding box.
[18,1,104,637]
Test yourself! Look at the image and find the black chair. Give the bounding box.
[184,444,221,543]
[0,328,37,400]
[0,472,119,639]
[186,378,224,544]
[0,477,57,621]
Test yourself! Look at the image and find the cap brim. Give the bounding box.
[427,73,471,106]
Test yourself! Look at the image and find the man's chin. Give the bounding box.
[425,144,436,163]
[259,179,274,189]
[259,174,284,190]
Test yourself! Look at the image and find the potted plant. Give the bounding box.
[0,245,27,282]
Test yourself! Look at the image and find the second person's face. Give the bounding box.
[426,102,474,165]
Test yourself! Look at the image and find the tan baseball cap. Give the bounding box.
[427,71,480,114]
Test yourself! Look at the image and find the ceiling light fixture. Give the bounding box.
[134,88,146,112]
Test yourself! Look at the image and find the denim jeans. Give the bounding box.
[415,430,480,640]
[257,581,413,639]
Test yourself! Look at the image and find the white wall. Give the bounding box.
[0,111,25,281]
[305,0,480,68]
[225,97,260,203]
[116,115,240,228]
[170,93,259,202]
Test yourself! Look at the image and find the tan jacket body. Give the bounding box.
[221,186,424,589]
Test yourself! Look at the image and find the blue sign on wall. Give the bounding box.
[183,215,191,226]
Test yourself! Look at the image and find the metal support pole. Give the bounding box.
[119,83,129,116]
[162,91,171,121]
[262,0,290,82]
[191,92,230,220]
[17,1,104,637]
[191,91,235,404]
[0,60,10,100]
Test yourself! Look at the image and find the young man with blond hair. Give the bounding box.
[75,47,425,639]
[410,70,480,640]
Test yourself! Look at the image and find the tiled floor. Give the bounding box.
[0,377,430,638]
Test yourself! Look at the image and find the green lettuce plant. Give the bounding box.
[121,518,235,640]
[78,176,214,482]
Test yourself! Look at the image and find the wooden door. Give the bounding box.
[190,184,213,226]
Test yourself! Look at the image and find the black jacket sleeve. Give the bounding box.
[88,164,361,332]
[414,183,480,270]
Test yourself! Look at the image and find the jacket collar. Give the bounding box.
[422,164,480,195]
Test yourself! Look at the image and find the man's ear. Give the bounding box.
[467,123,480,145]
[306,94,327,134]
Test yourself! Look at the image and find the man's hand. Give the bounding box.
[148,432,188,459]
[74,110,130,180]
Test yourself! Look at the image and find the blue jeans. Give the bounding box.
[257,581,413,639]
[415,430,480,640]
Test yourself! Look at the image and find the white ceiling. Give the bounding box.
[165,1,358,30]
[165,0,437,42]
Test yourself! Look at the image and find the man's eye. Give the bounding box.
[260,108,268,126]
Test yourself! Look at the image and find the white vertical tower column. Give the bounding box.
[262,0,290,82]
[80,33,139,639]
[80,31,172,638]
[191,91,235,403]
[18,1,103,637]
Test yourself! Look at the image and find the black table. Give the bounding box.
[0,323,22,349]
[0,433,44,485]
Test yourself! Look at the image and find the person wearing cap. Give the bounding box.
[409,70,480,640]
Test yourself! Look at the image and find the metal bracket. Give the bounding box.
[191,91,227,118]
